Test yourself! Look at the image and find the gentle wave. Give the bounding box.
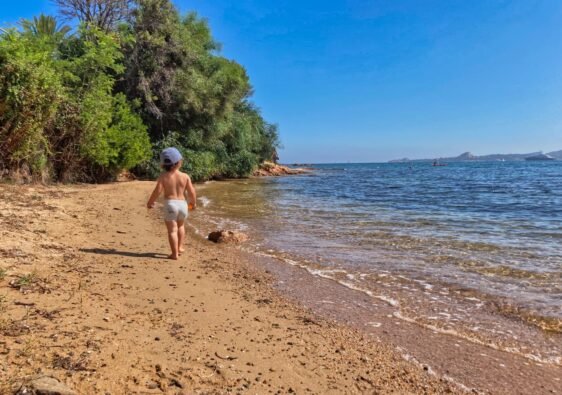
[245,247,561,366]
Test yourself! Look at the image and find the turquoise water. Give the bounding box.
[194,161,562,363]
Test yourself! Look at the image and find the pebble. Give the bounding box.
[146,381,159,389]
[15,375,77,395]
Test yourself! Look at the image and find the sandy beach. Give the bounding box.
[0,181,461,394]
[2,1,561,393]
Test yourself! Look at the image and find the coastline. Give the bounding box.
[190,177,562,394]
[0,181,458,394]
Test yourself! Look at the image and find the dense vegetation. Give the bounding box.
[0,0,279,182]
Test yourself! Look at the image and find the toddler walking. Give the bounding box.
[147,148,197,260]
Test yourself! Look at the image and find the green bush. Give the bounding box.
[224,150,258,178]
[185,150,224,181]
[0,30,62,178]
[82,94,151,176]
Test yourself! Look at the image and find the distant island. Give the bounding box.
[389,150,562,163]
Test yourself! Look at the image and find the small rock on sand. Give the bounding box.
[208,230,248,244]
[146,381,159,389]
[14,375,77,395]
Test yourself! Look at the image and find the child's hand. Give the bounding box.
[189,202,196,210]
[147,202,154,209]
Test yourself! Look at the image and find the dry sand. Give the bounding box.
[0,181,462,394]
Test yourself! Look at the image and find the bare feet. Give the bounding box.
[178,248,185,256]
[167,254,179,260]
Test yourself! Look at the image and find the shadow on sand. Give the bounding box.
[80,248,168,259]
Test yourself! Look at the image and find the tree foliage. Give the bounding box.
[1,0,280,182]
[125,1,278,180]
[20,14,71,39]
[0,24,150,181]
[122,0,184,129]
[52,0,133,31]
[0,29,63,179]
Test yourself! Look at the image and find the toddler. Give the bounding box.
[147,147,197,260]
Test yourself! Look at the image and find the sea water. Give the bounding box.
[192,161,562,365]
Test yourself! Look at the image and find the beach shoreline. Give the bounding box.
[0,181,459,394]
[187,177,562,394]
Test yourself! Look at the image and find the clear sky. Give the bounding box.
[3,1,562,163]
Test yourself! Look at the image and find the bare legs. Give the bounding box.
[165,220,179,260]
[177,220,185,255]
[165,220,186,259]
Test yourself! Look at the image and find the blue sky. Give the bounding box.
[3,1,562,163]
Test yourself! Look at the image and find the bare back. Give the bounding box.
[159,170,189,200]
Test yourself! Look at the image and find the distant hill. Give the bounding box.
[547,150,562,159]
[389,150,561,163]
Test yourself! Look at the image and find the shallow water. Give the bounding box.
[190,161,562,365]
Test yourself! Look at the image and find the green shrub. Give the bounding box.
[0,30,62,177]
[183,150,221,181]
[224,150,258,178]
[82,94,151,175]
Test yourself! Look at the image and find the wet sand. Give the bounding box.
[261,259,562,394]
[0,181,459,394]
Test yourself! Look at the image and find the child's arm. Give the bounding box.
[185,175,197,209]
[147,177,163,209]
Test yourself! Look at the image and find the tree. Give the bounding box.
[122,0,184,134]
[52,0,133,31]
[19,14,71,38]
[1,1,280,183]
[121,2,280,180]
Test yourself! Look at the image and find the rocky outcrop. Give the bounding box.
[115,170,136,182]
[208,230,248,244]
[253,161,310,177]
